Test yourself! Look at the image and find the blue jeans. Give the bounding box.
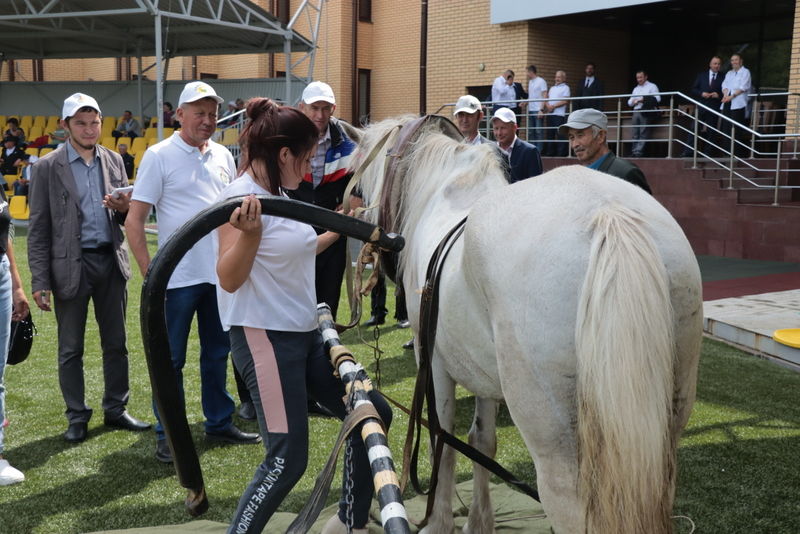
[0,256,13,455]
[153,283,234,439]
[528,112,545,149]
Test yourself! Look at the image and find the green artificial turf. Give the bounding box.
[0,235,798,533]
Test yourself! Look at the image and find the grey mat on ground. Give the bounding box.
[88,480,550,533]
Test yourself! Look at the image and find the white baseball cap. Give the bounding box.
[62,93,101,120]
[453,95,482,115]
[491,107,517,124]
[302,81,336,105]
[178,81,224,106]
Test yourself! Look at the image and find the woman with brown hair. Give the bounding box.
[215,98,391,534]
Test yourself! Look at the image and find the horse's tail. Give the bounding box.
[576,204,676,534]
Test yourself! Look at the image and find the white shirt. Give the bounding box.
[527,76,548,112]
[721,66,751,111]
[496,135,518,157]
[492,76,517,108]
[547,83,571,116]
[214,173,318,332]
[627,81,661,110]
[132,132,236,289]
[311,126,331,187]
[583,76,595,88]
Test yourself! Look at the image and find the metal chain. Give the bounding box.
[371,324,382,388]
[343,388,357,533]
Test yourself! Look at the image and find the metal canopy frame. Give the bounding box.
[0,0,324,137]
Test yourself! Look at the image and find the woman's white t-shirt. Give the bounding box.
[215,173,318,332]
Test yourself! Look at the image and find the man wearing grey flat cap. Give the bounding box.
[560,108,651,194]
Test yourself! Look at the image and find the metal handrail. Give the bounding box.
[437,90,800,204]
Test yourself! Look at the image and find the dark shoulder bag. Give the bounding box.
[7,314,35,365]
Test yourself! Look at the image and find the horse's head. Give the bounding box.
[349,114,463,233]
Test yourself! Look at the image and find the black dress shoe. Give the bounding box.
[205,425,261,444]
[237,401,256,421]
[64,422,88,443]
[307,400,337,419]
[155,439,173,464]
[104,411,152,432]
[363,315,386,327]
[402,337,415,350]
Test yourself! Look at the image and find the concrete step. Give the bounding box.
[704,290,800,371]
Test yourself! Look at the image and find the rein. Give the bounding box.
[399,217,541,516]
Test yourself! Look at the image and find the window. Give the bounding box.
[32,59,44,82]
[359,0,372,22]
[200,73,218,79]
[358,69,371,126]
[278,0,290,25]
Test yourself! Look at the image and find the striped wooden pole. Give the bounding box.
[317,304,411,534]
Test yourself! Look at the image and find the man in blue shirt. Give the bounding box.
[561,108,652,194]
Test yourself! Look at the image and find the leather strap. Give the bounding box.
[285,403,383,534]
[399,216,540,520]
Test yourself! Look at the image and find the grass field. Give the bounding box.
[0,234,798,533]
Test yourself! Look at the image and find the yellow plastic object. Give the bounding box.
[772,329,800,349]
[9,195,28,220]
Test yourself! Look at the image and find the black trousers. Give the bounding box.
[314,236,347,320]
[53,250,129,424]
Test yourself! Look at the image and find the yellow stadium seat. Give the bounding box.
[101,137,117,150]
[134,151,145,167]
[46,117,60,132]
[24,147,39,157]
[18,116,33,131]
[221,128,239,146]
[39,147,54,157]
[4,174,18,191]
[0,116,6,126]
[32,116,46,129]
[130,137,148,155]
[9,196,28,220]
[27,126,44,140]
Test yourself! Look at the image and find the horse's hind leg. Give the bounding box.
[421,363,457,534]
[464,396,498,534]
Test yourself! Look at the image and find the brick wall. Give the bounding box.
[788,2,800,133]
[3,0,797,129]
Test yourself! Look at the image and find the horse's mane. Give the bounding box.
[398,131,507,249]
[352,114,417,222]
[352,115,507,283]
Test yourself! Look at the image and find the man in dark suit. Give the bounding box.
[574,62,605,111]
[561,108,652,194]
[491,107,542,183]
[28,93,150,443]
[681,56,724,157]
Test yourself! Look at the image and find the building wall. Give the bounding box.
[427,1,528,114]
[789,3,800,133]
[1,0,796,126]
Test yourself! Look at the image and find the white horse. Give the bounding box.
[352,116,703,534]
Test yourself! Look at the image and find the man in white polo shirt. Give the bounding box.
[627,70,661,157]
[542,70,570,157]
[126,81,260,463]
[721,53,751,157]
